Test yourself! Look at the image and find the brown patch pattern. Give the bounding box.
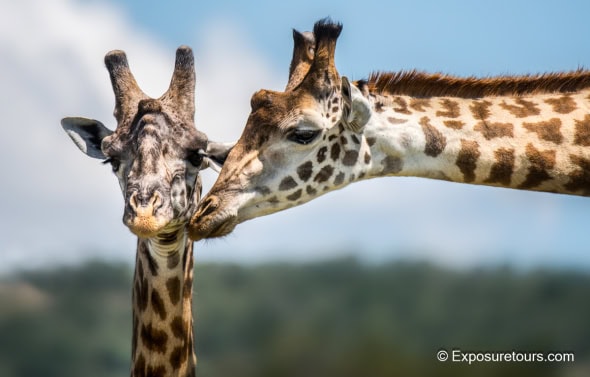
[286,189,303,201]
[330,143,341,161]
[518,144,556,189]
[420,117,447,157]
[313,165,334,183]
[474,121,514,140]
[409,98,431,112]
[499,98,540,118]
[140,323,168,354]
[484,148,515,186]
[317,146,328,163]
[392,97,411,114]
[297,161,313,182]
[169,346,188,370]
[574,114,590,146]
[456,140,480,183]
[166,277,181,305]
[387,117,408,124]
[470,100,492,120]
[151,290,167,320]
[334,172,345,186]
[444,120,465,130]
[436,99,460,118]
[342,150,359,166]
[381,156,403,174]
[279,176,297,191]
[564,155,590,195]
[170,316,186,340]
[544,95,577,114]
[522,118,563,144]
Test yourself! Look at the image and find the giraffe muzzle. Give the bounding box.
[124,191,169,238]
[188,195,237,241]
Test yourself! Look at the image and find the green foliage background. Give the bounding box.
[0,257,588,377]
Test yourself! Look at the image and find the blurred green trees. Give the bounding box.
[0,257,588,377]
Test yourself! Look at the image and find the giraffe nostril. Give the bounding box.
[198,197,218,218]
[129,192,139,210]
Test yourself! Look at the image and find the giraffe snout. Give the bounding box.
[124,189,169,238]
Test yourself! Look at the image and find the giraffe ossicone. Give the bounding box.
[188,18,590,241]
[62,46,232,377]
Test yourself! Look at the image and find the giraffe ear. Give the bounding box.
[61,117,113,159]
[202,141,235,172]
[340,76,371,133]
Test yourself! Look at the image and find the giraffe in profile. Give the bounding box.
[189,19,590,241]
[62,46,231,377]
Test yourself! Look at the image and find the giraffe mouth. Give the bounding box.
[188,196,238,241]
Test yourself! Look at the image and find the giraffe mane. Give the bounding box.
[361,69,590,98]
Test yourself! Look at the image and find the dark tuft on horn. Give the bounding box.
[312,18,342,41]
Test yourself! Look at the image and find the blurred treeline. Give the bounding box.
[0,257,588,377]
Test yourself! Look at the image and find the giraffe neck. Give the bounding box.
[131,227,196,377]
[358,89,590,195]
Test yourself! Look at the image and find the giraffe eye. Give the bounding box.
[187,150,204,167]
[103,158,121,173]
[287,129,320,145]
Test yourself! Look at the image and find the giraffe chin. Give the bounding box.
[188,214,238,241]
[126,215,169,239]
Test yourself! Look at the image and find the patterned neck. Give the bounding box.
[359,88,590,195]
[131,228,195,377]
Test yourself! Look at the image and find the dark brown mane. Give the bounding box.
[362,69,590,98]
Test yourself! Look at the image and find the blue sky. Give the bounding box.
[2,0,590,271]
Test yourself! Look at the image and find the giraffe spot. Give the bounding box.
[358,172,366,180]
[455,139,480,183]
[349,173,356,182]
[328,134,337,141]
[167,252,180,269]
[484,148,515,186]
[573,114,590,146]
[420,117,447,157]
[286,189,303,201]
[306,185,317,195]
[470,100,493,120]
[565,155,590,195]
[375,101,385,113]
[436,99,460,118]
[166,277,181,306]
[518,144,555,189]
[313,165,334,183]
[136,277,149,312]
[364,152,371,164]
[332,97,339,104]
[255,186,272,196]
[146,364,166,377]
[317,146,328,163]
[381,156,403,174]
[544,95,577,114]
[297,161,313,182]
[334,172,345,186]
[279,176,298,191]
[393,97,411,114]
[523,118,563,144]
[151,290,167,320]
[499,98,540,118]
[340,136,348,145]
[170,316,186,340]
[134,353,146,375]
[409,98,431,112]
[137,258,145,282]
[331,116,337,123]
[366,137,377,147]
[141,323,168,354]
[330,143,341,161]
[169,346,188,370]
[444,120,465,130]
[141,244,159,277]
[332,106,339,113]
[342,150,360,166]
[351,135,361,144]
[387,117,407,125]
[183,272,192,300]
[474,121,514,140]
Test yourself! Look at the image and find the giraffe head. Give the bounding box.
[189,19,373,240]
[63,46,231,238]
